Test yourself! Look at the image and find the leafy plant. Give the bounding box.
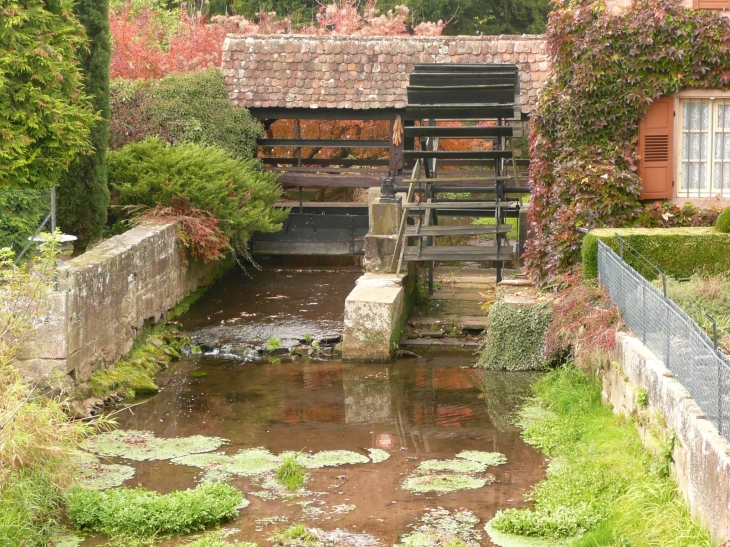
[716,206,730,233]
[0,0,96,189]
[65,482,242,540]
[275,453,307,491]
[524,0,730,283]
[109,70,263,159]
[266,338,282,352]
[270,524,318,547]
[636,386,648,408]
[107,138,288,258]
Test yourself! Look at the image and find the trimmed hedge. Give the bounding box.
[716,207,730,234]
[582,227,730,281]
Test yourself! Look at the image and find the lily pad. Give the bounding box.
[415,459,487,474]
[456,451,508,467]
[402,473,489,495]
[367,448,390,463]
[282,450,369,469]
[172,448,280,481]
[397,507,482,547]
[83,430,226,461]
[76,461,135,490]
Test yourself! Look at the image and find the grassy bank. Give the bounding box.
[488,366,711,547]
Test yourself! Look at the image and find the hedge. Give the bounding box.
[582,227,730,281]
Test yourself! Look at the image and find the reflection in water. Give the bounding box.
[100,263,546,545]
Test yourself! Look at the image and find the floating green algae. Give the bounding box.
[172,448,280,481]
[415,459,487,474]
[366,448,390,463]
[330,504,356,515]
[76,461,135,490]
[456,451,508,467]
[484,521,571,547]
[396,507,482,547]
[282,450,369,469]
[48,531,84,547]
[402,473,489,495]
[82,430,226,461]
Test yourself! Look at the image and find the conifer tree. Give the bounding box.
[57,0,111,248]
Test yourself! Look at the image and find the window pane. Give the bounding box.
[714,162,730,189]
[681,162,689,188]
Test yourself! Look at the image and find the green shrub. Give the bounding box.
[0,190,49,253]
[108,138,287,256]
[582,228,730,280]
[109,70,262,159]
[478,302,553,371]
[716,207,730,233]
[66,482,242,540]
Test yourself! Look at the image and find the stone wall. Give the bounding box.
[17,223,224,386]
[605,332,730,542]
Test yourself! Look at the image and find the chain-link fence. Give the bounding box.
[597,240,730,438]
[0,188,55,262]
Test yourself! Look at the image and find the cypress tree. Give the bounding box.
[57,0,111,248]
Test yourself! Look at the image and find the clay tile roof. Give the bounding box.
[222,34,549,114]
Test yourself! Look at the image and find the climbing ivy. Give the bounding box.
[525,0,730,283]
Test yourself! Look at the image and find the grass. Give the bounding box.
[473,215,519,239]
[489,365,712,547]
[270,524,318,546]
[66,482,242,541]
[661,274,730,354]
[275,453,307,491]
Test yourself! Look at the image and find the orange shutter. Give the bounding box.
[638,96,674,200]
[694,0,730,9]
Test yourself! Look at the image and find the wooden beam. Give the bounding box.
[403,126,513,138]
[405,104,519,120]
[407,86,515,106]
[404,150,514,160]
[267,167,389,174]
[257,139,390,148]
[276,173,382,188]
[261,158,390,167]
[250,107,404,120]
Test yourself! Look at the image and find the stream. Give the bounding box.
[80,260,546,546]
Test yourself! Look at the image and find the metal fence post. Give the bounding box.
[50,187,56,232]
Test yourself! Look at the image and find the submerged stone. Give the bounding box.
[83,430,226,461]
[367,448,390,463]
[401,473,489,495]
[415,459,487,474]
[456,451,508,467]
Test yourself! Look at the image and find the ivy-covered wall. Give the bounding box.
[524,0,730,283]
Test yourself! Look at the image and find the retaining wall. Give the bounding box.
[16,223,224,387]
[605,332,730,542]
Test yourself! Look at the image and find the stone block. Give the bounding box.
[369,199,402,236]
[342,273,407,362]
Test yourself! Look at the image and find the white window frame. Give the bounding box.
[675,90,730,199]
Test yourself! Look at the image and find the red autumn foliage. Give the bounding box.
[110,1,444,80]
[130,197,230,263]
[543,267,621,370]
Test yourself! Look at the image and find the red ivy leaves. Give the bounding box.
[525,0,730,284]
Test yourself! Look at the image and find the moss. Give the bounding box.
[582,227,730,280]
[82,430,227,461]
[75,461,135,490]
[484,521,569,547]
[456,451,508,467]
[367,448,391,463]
[716,207,730,233]
[401,473,489,495]
[416,459,487,474]
[478,303,553,371]
[396,508,483,547]
[282,450,369,469]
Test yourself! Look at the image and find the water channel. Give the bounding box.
[82,260,546,546]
